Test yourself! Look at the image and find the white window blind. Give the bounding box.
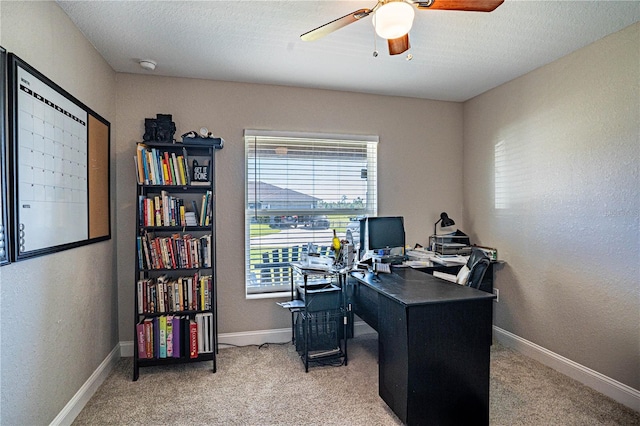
[245,130,378,297]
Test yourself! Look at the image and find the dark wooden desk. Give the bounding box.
[349,268,495,426]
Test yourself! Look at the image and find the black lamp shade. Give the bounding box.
[440,212,455,228]
[433,212,455,237]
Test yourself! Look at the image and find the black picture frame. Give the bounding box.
[7,53,111,262]
[0,46,9,266]
[192,159,210,183]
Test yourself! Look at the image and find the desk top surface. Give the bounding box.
[350,267,495,306]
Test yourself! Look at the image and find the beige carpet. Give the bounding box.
[73,334,639,425]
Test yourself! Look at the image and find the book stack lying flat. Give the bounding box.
[185,212,198,226]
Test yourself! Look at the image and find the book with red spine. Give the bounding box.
[153,237,164,269]
[141,234,151,270]
[144,318,153,358]
[145,236,154,269]
[167,236,177,269]
[184,234,192,268]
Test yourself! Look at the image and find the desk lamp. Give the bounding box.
[432,212,455,251]
[433,212,455,237]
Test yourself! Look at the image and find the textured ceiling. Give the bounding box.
[57,0,640,102]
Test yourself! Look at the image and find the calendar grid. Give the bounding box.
[16,66,88,253]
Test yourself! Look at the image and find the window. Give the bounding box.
[245,130,378,297]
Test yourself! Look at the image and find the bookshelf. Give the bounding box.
[133,140,222,381]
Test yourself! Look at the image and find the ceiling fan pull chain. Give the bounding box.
[372,23,379,57]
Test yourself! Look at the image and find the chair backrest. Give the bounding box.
[466,249,490,289]
[455,265,471,285]
[466,248,486,270]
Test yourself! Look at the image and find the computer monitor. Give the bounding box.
[361,216,406,263]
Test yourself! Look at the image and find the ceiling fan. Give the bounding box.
[300,0,504,56]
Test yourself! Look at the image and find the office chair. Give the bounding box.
[433,248,491,290]
[465,249,491,289]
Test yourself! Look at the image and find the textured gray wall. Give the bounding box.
[0,2,117,424]
[463,23,639,390]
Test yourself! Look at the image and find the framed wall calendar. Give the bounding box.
[7,53,111,261]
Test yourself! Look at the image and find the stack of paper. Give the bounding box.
[406,249,434,261]
[430,255,468,266]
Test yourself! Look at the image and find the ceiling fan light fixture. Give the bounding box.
[372,1,415,40]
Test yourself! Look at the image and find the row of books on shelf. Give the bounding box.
[137,273,212,314]
[135,142,210,186]
[137,232,212,270]
[138,190,212,227]
[136,313,214,359]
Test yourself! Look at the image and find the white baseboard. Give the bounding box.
[217,320,376,348]
[218,327,292,347]
[493,326,640,412]
[120,340,134,357]
[50,343,121,426]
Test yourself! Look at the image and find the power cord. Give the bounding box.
[218,340,293,349]
[219,340,345,369]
